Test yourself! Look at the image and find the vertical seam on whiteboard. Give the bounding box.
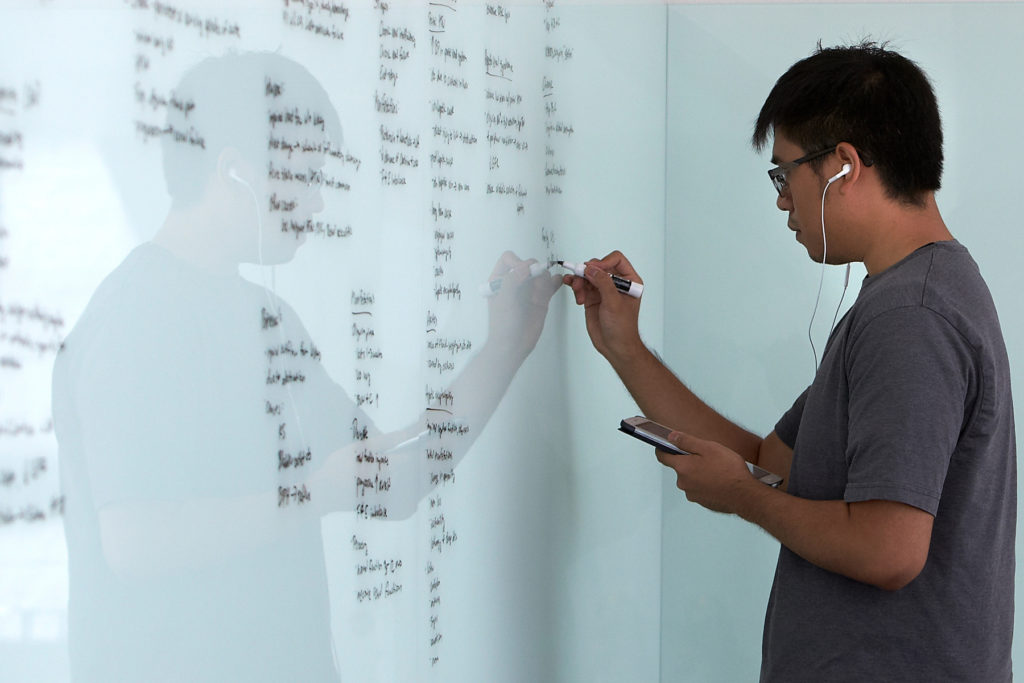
[659,4,669,682]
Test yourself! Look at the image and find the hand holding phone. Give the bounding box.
[619,416,783,488]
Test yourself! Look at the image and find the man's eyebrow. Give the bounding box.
[770,155,780,164]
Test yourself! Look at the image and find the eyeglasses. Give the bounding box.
[768,146,836,195]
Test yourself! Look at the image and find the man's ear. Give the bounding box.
[217,148,248,188]
[833,142,865,186]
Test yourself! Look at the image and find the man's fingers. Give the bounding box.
[582,263,621,300]
[656,448,685,467]
[490,250,522,279]
[589,250,643,283]
[666,430,705,455]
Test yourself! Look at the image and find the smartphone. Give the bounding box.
[619,416,783,488]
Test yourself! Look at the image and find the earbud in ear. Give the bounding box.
[228,167,257,195]
[828,164,852,183]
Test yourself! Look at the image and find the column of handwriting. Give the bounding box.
[0,80,65,526]
[337,0,418,642]
[424,0,476,666]
[262,306,317,508]
[0,439,62,526]
[350,289,406,603]
[0,80,35,175]
[361,0,411,526]
[282,0,349,42]
[0,77,8,332]
[377,1,418,187]
[266,77,359,241]
[427,1,471,312]
[350,534,404,605]
[0,77,37,287]
[351,289,389,518]
[128,0,240,148]
[484,3,527,217]
[0,314,65,526]
[541,1,573,265]
[0,80,46,358]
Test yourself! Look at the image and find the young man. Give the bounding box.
[564,41,1015,681]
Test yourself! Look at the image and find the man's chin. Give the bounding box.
[250,239,303,266]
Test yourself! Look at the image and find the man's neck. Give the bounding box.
[860,194,953,275]
[153,202,242,276]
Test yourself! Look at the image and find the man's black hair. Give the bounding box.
[752,40,943,207]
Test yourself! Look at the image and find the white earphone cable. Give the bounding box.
[235,171,309,452]
[807,176,851,373]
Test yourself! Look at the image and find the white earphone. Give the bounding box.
[827,163,852,184]
[228,167,249,187]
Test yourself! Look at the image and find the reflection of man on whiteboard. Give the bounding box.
[53,52,558,682]
[564,42,1014,682]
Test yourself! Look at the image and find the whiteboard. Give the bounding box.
[11,3,1014,681]
[0,1,666,681]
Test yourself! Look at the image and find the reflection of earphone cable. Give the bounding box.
[808,179,851,373]
[235,172,310,451]
[232,173,276,312]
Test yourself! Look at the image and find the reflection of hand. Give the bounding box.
[485,251,561,361]
[561,250,644,363]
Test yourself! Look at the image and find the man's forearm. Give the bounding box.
[606,342,763,463]
[729,480,931,591]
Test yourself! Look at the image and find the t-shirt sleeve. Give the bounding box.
[774,388,809,450]
[843,306,973,515]
[69,315,206,507]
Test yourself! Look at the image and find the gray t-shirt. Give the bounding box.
[763,241,1015,682]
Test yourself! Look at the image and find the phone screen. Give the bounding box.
[619,417,688,455]
[619,416,783,487]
